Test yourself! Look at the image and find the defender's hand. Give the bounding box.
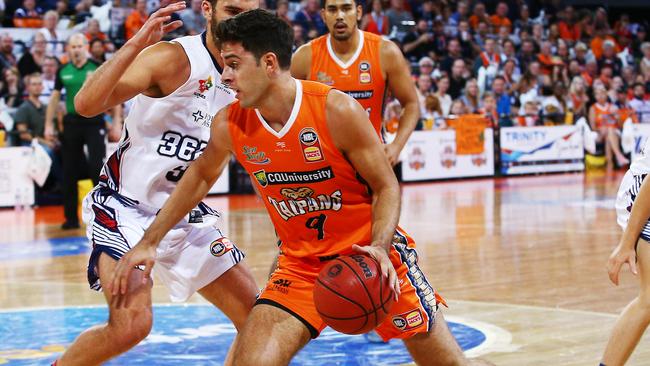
[109,240,157,296]
[128,1,185,49]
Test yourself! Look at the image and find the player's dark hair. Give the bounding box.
[321,0,360,9]
[216,9,293,70]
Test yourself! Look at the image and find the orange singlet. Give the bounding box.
[309,30,386,138]
[228,80,443,341]
[593,102,619,129]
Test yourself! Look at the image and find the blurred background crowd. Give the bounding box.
[1,0,650,193]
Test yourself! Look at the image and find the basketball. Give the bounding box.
[313,254,395,335]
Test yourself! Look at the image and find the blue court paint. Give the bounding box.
[0,237,90,261]
[0,305,486,365]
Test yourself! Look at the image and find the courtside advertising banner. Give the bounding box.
[0,147,35,207]
[402,129,494,181]
[500,126,584,175]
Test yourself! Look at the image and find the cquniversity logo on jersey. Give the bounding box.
[0,305,499,365]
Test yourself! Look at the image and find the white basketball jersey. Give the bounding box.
[98,33,234,210]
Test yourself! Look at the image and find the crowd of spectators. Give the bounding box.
[1,0,650,171]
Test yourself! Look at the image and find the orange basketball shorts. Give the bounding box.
[256,230,446,341]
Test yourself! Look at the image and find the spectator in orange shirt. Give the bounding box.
[84,19,115,52]
[125,0,149,40]
[13,0,44,28]
[591,26,620,60]
[469,2,488,30]
[489,2,511,32]
[558,6,580,43]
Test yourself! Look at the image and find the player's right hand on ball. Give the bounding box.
[352,244,401,301]
[607,240,638,286]
[129,1,185,49]
[109,241,157,297]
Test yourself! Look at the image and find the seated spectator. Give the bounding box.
[616,85,637,124]
[480,92,498,126]
[39,10,65,59]
[439,38,463,75]
[84,19,115,52]
[180,0,205,35]
[415,73,433,115]
[385,0,413,40]
[89,38,106,64]
[74,0,93,24]
[468,2,488,31]
[448,99,467,118]
[516,101,541,127]
[39,55,60,106]
[293,0,326,40]
[558,6,580,43]
[402,19,436,63]
[514,4,533,34]
[474,38,500,93]
[591,26,619,60]
[589,87,628,168]
[461,78,482,113]
[421,94,445,129]
[417,56,434,77]
[448,59,468,99]
[18,32,47,77]
[491,76,513,119]
[568,76,589,119]
[125,0,149,40]
[434,75,452,117]
[13,0,44,28]
[490,2,511,32]
[292,24,307,50]
[1,67,24,108]
[361,0,389,36]
[0,34,16,72]
[629,82,650,123]
[14,73,48,147]
[598,40,622,76]
[275,0,291,25]
[501,59,520,93]
[639,42,650,78]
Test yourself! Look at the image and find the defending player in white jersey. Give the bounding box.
[51,1,259,365]
[603,137,650,365]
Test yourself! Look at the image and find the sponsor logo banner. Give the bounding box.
[252,167,334,187]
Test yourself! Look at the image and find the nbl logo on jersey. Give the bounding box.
[299,128,324,163]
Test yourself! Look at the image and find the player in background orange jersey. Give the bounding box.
[109,10,492,366]
[291,0,419,166]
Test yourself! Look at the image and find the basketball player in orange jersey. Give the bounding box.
[51,1,259,365]
[110,10,492,365]
[291,0,419,166]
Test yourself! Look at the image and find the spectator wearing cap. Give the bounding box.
[598,40,622,76]
[490,2,511,32]
[39,11,65,59]
[417,56,434,77]
[13,0,44,28]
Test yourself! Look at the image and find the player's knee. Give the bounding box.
[109,309,153,349]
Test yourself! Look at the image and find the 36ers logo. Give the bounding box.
[299,127,324,163]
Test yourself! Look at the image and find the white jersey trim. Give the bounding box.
[255,78,302,139]
[326,29,364,70]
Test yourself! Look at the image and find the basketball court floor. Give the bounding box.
[2,170,650,365]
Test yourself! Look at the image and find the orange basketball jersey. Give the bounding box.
[309,30,386,137]
[228,80,401,259]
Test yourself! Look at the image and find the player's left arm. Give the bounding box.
[326,90,401,298]
[381,38,420,166]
